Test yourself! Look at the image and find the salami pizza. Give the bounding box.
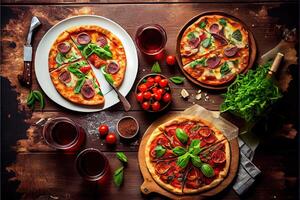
[48,25,127,106]
[145,115,230,194]
[179,14,250,86]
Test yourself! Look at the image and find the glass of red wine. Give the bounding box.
[135,24,167,56]
[75,148,110,182]
[42,117,86,151]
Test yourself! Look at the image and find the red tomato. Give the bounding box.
[142,101,150,110]
[154,75,162,83]
[159,79,168,87]
[152,101,161,111]
[166,55,176,66]
[211,150,226,164]
[154,92,162,101]
[98,124,109,136]
[152,87,158,93]
[106,133,117,144]
[162,93,172,103]
[157,88,165,95]
[80,66,91,74]
[143,91,152,100]
[146,77,155,87]
[136,92,143,103]
[138,83,148,92]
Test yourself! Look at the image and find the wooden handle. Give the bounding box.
[113,85,131,112]
[268,52,284,76]
[18,61,32,88]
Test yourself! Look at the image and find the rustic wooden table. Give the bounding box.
[1,0,299,199]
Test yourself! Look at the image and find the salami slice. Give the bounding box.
[209,24,219,33]
[224,46,239,57]
[57,42,71,54]
[211,33,228,46]
[211,150,226,164]
[77,32,91,45]
[58,70,71,84]
[106,61,120,74]
[80,82,95,99]
[96,36,108,47]
[206,56,221,69]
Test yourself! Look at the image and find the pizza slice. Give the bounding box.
[66,25,126,87]
[49,31,82,71]
[50,59,104,105]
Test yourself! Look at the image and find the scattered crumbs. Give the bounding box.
[191,94,194,97]
[142,69,146,72]
[251,24,255,27]
[50,196,59,200]
[192,102,195,104]
[273,195,277,199]
[197,90,201,94]
[195,93,202,100]
[204,93,207,96]
[181,89,189,98]
[204,98,208,102]
[211,100,215,103]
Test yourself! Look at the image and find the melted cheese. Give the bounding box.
[65,73,78,87]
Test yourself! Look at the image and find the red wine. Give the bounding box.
[80,151,106,176]
[51,121,78,146]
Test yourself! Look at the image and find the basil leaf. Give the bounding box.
[190,155,202,168]
[172,146,187,156]
[116,152,128,163]
[199,21,206,29]
[219,18,227,26]
[74,78,86,94]
[65,51,81,62]
[101,66,114,85]
[169,76,185,84]
[69,60,88,68]
[201,163,215,177]
[32,90,45,109]
[55,53,64,64]
[82,43,112,59]
[232,29,242,41]
[189,139,201,155]
[190,58,206,68]
[175,128,188,144]
[113,166,124,187]
[67,65,85,78]
[155,145,166,158]
[176,153,190,168]
[187,32,196,40]
[151,62,161,73]
[220,62,231,76]
[201,37,212,48]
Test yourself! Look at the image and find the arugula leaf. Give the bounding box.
[55,53,64,65]
[190,155,202,168]
[82,43,112,59]
[67,66,85,78]
[172,146,187,156]
[199,21,206,29]
[169,76,185,84]
[116,152,128,163]
[176,153,190,168]
[74,78,86,94]
[151,62,161,73]
[175,128,188,144]
[187,32,196,40]
[190,58,207,68]
[232,29,242,41]
[220,62,231,76]
[155,145,166,158]
[201,37,212,48]
[113,166,124,187]
[101,66,114,85]
[219,18,227,26]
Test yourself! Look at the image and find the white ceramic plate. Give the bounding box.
[35,15,138,112]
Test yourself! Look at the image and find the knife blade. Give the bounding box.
[18,16,41,88]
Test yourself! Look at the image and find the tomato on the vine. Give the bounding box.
[136,92,143,102]
[152,87,158,93]
[154,75,162,83]
[152,101,161,111]
[142,101,150,110]
[159,79,168,87]
[143,91,152,100]
[154,92,162,101]
[163,93,172,103]
[146,77,155,87]
[138,83,148,92]
[157,88,165,95]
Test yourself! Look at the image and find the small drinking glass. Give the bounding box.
[42,117,86,151]
[135,24,167,56]
[75,148,110,182]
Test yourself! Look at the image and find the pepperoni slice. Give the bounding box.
[57,42,71,54]
[77,32,91,45]
[209,24,219,33]
[198,126,212,137]
[58,70,71,84]
[106,61,120,74]
[80,82,95,99]
[224,46,239,57]
[186,167,199,181]
[211,33,228,46]
[155,161,171,175]
[96,36,108,47]
[188,37,201,49]
[211,150,226,164]
[203,133,217,144]
[206,56,221,69]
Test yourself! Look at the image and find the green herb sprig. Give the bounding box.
[113,166,124,187]
[151,62,161,73]
[26,90,45,110]
[169,76,185,84]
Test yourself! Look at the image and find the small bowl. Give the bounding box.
[135,73,172,112]
[116,116,139,139]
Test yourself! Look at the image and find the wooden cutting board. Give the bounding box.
[138,114,239,199]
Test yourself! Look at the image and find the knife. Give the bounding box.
[18,16,41,88]
[100,67,131,111]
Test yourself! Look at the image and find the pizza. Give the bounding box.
[179,14,250,86]
[48,25,127,105]
[145,115,230,195]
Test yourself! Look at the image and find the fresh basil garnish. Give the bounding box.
[190,155,202,168]
[116,152,128,163]
[155,145,166,158]
[74,78,86,94]
[172,146,187,156]
[175,128,188,144]
[176,152,190,168]
[232,29,242,41]
[113,166,124,187]
[67,66,85,78]
[190,58,207,68]
[101,66,114,85]
[82,43,112,59]
[219,18,227,26]
[220,62,231,76]
[201,163,215,177]
[169,76,185,84]
[55,53,64,65]
[201,37,212,48]
[188,139,201,155]
[187,32,196,40]
[199,21,206,29]
[151,62,161,73]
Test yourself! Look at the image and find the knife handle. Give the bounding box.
[113,85,131,111]
[18,61,32,88]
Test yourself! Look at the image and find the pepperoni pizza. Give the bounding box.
[48,25,127,105]
[145,115,230,194]
[180,14,250,86]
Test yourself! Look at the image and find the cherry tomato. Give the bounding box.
[142,101,150,110]
[80,66,91,74]
[106,133,117,144]
[152,101,161,111]
[163,93,172,103]
[154,75,162,83]
[143,91,152,100]
[138,83,148,92]
[146,77,155,87]
[98,124,109,137]
[152,87,158,93]
[154,92,162,101]
[159,79,168,87]
[157,88,165,95]
[166,55,176,66]
[136,92,143,103]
